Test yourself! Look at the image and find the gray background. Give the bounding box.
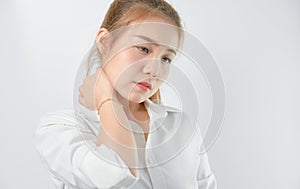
[1,0,299,188]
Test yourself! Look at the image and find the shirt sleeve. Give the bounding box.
[34,110,139,189]
[196,152,217,189]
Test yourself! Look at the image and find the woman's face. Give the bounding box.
[97,16,180,103]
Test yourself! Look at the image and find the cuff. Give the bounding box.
[79,144,139,188]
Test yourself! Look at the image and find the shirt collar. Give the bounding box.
[143,99,181,132]
[144,98,181,113]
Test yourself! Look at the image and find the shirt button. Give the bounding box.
[147,158,152,164]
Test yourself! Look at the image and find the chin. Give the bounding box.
[128,95,147,103]
[121,87,150,103]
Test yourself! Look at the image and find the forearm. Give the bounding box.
[96,100,138,177]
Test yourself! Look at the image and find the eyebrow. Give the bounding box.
[134,35,177,55]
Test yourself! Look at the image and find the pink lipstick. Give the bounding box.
[136,82,152,91]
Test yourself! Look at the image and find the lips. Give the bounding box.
[136,82,152,91]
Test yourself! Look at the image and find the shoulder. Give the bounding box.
[38,109,78,126]
[37,109,98,131]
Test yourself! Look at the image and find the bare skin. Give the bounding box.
[79,68,142,177]
[118,94,150,141]
[79,17,178,177]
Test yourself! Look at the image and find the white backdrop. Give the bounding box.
[1,0,299,188]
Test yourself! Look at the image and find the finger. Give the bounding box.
[79,85,84,95]
[79,95,88,108]
[96,66,102,72]
[96,66,108,77]
[96,66,104,76]
[101,68,108,77]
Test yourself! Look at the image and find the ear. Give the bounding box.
[96,28,109,54]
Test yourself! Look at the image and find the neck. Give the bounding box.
[115,93,147,120]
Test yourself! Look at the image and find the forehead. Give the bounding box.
[132,22,179,47]
[109,21,181,52]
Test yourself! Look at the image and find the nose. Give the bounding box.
[142,58,160,77]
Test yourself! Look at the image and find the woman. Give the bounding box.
[35,0,217,188]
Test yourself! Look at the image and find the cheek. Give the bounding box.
[158,66,170,79]
[112,66,139,93]
[105,54,136,83]
[154,80,164,90]
[114,64,140,85]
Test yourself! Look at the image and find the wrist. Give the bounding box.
[97,98,123,112]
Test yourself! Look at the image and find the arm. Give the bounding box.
[96,99,139,177]
[78,67,139,178]
[35,110,139,189]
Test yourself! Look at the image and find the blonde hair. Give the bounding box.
[86,0,183,104]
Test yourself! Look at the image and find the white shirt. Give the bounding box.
[35,99,217,189]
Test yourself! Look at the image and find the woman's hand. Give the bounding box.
[79,67,116,110]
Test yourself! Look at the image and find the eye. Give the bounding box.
[161,56,172,64]
[136,46,150,54]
